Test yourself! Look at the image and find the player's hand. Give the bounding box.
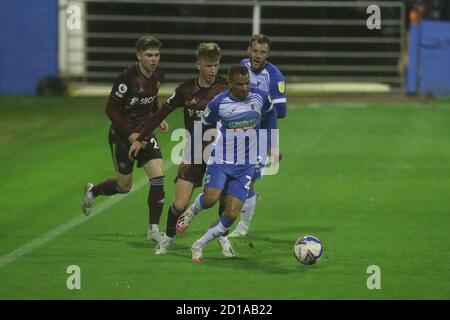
[269,148,281,164]
[128,132,140,144]
[158,120,169,133]
[128,140,143,160]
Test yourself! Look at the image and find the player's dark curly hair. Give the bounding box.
[228,64,248,78]
[135,36,162,52]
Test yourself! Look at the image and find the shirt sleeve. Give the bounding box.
[110,73,129,103]
[162,86,185,111]
[261,92,278,130]
[106,74,132,138]
[137,85,184,142]
[136,106,173,142]
[269,69,287,118]
[261,93,278,150]
[201,96,221,126]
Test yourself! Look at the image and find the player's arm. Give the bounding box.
[128,89,183,160]
[136,106,172,142]
[201,98,220,127]
[151,96,160,114]
[136,88,184,142]
[262,95,280,161]
[261,94,278,130]
[269,71,287,119]
[106,76,135,141]
[149,97,168,133]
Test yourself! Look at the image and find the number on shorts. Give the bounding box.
[150,138,159,149]
[245,175,252,190]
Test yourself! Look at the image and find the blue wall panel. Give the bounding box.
[419,20,450,97]
[406,24,419,95]
[0,0,58,95]
[407,20,450,97]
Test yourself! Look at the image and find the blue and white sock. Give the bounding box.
[192,192,213,214]
[240,190,257,222]
[197,215,235,246]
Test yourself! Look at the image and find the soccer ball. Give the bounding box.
[293,235,323,265]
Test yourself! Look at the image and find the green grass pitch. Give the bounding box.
[0,96,449,299]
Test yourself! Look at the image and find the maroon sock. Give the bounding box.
[166,203,182,238]
[148,176,165,225]
[91,179,120,197]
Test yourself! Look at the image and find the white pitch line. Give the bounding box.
[0,162,173,269]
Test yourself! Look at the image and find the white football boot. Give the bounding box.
[147,228,164,242]
[155,235,174,255]
[81,183,94,216]
[191,240,204,262]
[176,205,197,233]
[218,236,236,257]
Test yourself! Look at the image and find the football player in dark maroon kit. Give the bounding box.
[128,43,231,255]
[82,36,168,243]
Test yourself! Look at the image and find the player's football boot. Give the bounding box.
[147,229,164,242]
[155,235,174,255]
[218,236,235,257]
[176,206,196,233]
[81,183,94,216]
[228,219,249,238]
[191,240,204,262]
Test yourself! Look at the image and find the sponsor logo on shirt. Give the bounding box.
[228,118,258,129]
[140,96,155,105]
[129,96,156,106]
[188,108,204,119]
[130,97,139,105]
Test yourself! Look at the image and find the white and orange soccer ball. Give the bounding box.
[293,235,323,265]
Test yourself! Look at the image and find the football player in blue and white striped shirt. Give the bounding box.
[229,34,287,237]
[177,64,278,261]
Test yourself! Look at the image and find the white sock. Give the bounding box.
[192,193,205,214]
[240,194,257,222]
[149,224,159,232]
[197,221,228,246]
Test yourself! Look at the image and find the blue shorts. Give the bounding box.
[204,163,255,203]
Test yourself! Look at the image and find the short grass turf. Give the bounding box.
[0,96,449,299]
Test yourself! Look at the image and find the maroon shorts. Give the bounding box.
[109,127,162,175]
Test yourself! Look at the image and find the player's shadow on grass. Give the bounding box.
[164,247,313,274]
[255,226,335,235]
[234,226,334,247]
[86,233,154,249]
[202,256,306,274]
[162,239,313,275]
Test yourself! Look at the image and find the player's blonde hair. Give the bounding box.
[196,42,221,61]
